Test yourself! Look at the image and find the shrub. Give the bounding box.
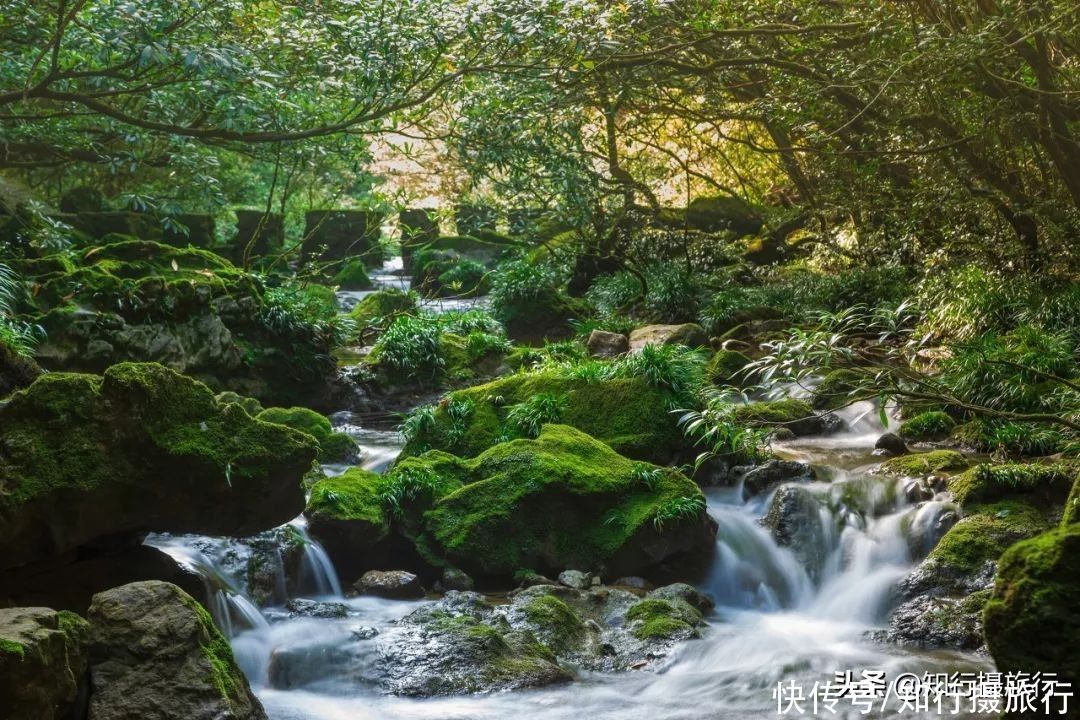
[372,314,444,377]
[505,392,568,438]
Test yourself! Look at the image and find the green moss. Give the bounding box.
[0,638,25,659]
[522,596,587,653]
[948,463,1076,508]
[347,289,417,328]
[400,372,688,464]
[332,258,374,290]
[625,598,701,640]
[306,469,389,531]
[1064,475,1080,527]
[899,411,956,441]
[257,406,357,463]
[879,450,968,477]
[418,425,708,578]
[729,398,814,426]
[983,524,1080,681]
[214,391,264,416]
[928,501,1050,573]
[183,595,248,705]
[707,349,751,384]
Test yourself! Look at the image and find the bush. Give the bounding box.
[371,314,444,378]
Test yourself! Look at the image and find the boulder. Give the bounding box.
[729,399,842,437]
[412,425,716,579]
[899,410,956,442]
[232,209,283,260]
[0,607,90,720]
[60,186,109,214]
[557,570,594,590]
[354,570,424,599]
[256,406,358,464]
[874,432,908,456]
[586,329,629,358]
[301,210,384,265]
[0,339,41,399]
[0,363,317,569]
[984,525,1080,684]
[398,372,692,465]
[628,323,709,352]
[878,450,968,478]
[87,581,266,720]
[707,349,751,385]
[438,568,475,592]
[741,459,815,498]
[762,485,831,581]
[305,469,392,583]
[684,195,763,236]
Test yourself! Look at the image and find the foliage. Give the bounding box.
[372,314,444,378]
[677,387,771,469]
[505,392,567,439]
[0,263,42,357]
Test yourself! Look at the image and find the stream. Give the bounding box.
[147,260,992,720]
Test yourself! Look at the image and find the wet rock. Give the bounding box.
[874,432,908,456]
[0,607,90,720]
[586,330,629,358]
[381,591,570,696]
[729,399,842,437]
[285,598,349,619]
[771,427,797,442]
[0,363,317,569]
[612,576,654,592]
[558,570,594,590]
[354,570,424,599]
[628,323,709,352]
[438,568,475,592]
[762,486,831,581]
[516,570,558,588]
[87,581,266,720]
[901,478,934,504]
[741,459,815,498]
[647,583,715,613]
[0,339,41,399]
[268,636,366,690]
[884,559,996,650]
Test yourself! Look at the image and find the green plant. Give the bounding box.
[372,314,444,377]
[678,387,771,468]
[630,463,666,491]
[399,404,438,447]
[611,344,706,401]
[652,495,705,532]
[464,331,512,362]
[0,263,42,357]
[505,392,567,438]
[378,465,452,520]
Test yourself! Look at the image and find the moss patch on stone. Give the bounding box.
[625,598,702,640]
[880,450,968,477]
[899,411,956,441]
[257,406,357,463]
[306,469,390,536]
[347,289,417,329]
[927,501,1050,574]
[948,463,1076,508]
[400,372,689,464]
[331,259,374,290]
[707,349,751,385]
[983,524,1080,682]
[415,425,711,578]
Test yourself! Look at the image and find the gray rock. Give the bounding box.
[87,581,266,720]
[558,570,594,590]
[354,570,424,599]
[586,330,629,358]
[0,607,90,720]
[438,568,475,592]
[612,576,654,591]
[628,323,709,353]
[762,485,832,581]
[285,598,349,619]
[883,558,996,650]
[647,583,715,613]
[742,459,815,498]
[268,637,364,690]
[875,432,908,456]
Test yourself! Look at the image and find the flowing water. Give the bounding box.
[337,256,489,315]
[148,279,992,719]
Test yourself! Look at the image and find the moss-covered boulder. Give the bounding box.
[707,349,751,385]
[0,607,89,720]
[879,450,968,477]
[628,324,709,353]
[347,288,417,330]
[899,410,956,442]
[15,240,338,406]
[810,369,864,411]
[413,425,715,579]
[305,469,392,582]
[684,195,763,236]
[401,372,691,464]
[948,463,1076,508]
[0,363,317,569]
[87,580,266,720]
[331,258,373,290]
[984,524,1080,685]
[729,398,841,437]
[257,406,357,463]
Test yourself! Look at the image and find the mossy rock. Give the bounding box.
[0,363,317,568]
[948,463,1076,509]
[706,349,751,385]
[984,524,1080,684]
[401,372,691,465]
[811,369,864,411]
[304,468,392,580]
[0,338,42,399]
[624,597,703,641]
[729,398,838,436]
[496,290,587,344]
[215,390,265,416]
[1064,474,1080,527]
[899,410,956,442]
[331,258,374,290]
[415,425,715,579]
[927,500,1050,574]
[257,406,357,463]
[519,595,590,655]
[0,607,90,720]
[684,195,763,236]
[347,289,417,329]
[879,450,968,477]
